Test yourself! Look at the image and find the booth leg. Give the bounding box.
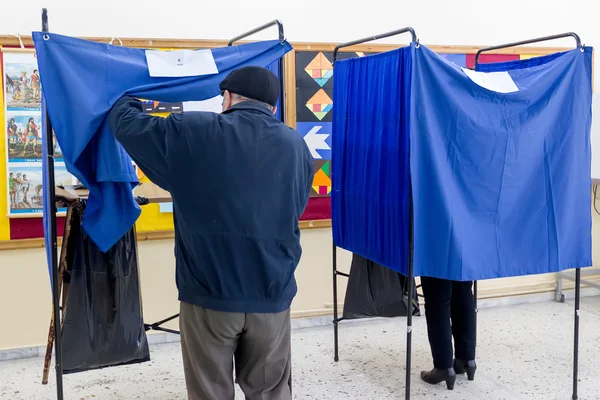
[405,260,413,400]
[572,268,581,400]
[333,242,339,362]
[42,9,64,399]
[42,208,73,385]
[474,281,478,350]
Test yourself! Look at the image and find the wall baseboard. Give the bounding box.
[2,289,598,363]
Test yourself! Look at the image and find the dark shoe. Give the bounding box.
[420,368,456,390]
[454,359,477,381]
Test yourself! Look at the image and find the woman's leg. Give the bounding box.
[420,277,457,389]
[421,276,454,369]
[451,280,477,380]
[450,280,476,362]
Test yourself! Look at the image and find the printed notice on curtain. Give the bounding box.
[145,49,218,77]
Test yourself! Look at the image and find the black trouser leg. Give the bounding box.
[451,280,476,362]
[420,277,453,370]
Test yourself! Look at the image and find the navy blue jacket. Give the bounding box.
[108,97,313,313]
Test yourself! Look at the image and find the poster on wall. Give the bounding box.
[3,51,71,216]
[8,164,74,214]
[295,51,372,198]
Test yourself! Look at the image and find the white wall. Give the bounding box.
[0,1,596,64]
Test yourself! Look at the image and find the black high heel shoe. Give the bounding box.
[454,359,477,381]
[420,368,457,390]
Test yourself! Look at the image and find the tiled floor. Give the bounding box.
[1,297,599,399]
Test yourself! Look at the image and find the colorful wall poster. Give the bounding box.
[4,52,41,110]
[7,164,73,214]
[295,51,370,198]
[3,51,71,217]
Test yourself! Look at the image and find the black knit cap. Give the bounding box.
[219,66,280,107]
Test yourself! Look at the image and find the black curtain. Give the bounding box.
[343,253,420,319]
[61,203,150,374]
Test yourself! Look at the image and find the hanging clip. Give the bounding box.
[109,37,123,46]
[13,34,25,48]
[415,39,420,49]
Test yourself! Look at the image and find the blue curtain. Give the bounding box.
[33,32,292,253]
[411,45,593,280]
[332,48,412,275]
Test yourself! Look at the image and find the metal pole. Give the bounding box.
[227,20,284,47]
[333,242,339,362]
[405,199,414,400]
[572,268,581,400]
[474,281,478,350]
[278,56,285,125]
[226,21,286,127]
[475,32,582,65]
[42,8,64,400]
[332,27,417,63]
[405,263,413,400]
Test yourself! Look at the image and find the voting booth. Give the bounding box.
[330,27,592,400]
[34,9,293,399]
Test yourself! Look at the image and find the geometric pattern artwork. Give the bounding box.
[296,122,332,160]
[312,160,331,196]
[306,89,333,121]
[305,52,333,87]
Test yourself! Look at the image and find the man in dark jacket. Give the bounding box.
[108,66,313,400]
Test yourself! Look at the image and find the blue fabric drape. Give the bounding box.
[332,44,592,281]
[411,45,593,280]
[33,32,292,252]
[332,48,412,275]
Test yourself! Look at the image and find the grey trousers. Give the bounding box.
[180,302,292,400]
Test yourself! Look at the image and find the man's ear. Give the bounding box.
[222,90,232,111]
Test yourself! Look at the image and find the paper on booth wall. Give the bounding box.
[182,96,223,113]
[159,202,173,213]
[461,68,519,93]
[145,49,218,77]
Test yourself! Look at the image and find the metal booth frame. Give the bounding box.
[331,27,419,400]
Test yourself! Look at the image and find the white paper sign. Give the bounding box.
[461,68,519,93]
[145,49,218,77]
[183,96,224,113]
[159,202,173,213]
